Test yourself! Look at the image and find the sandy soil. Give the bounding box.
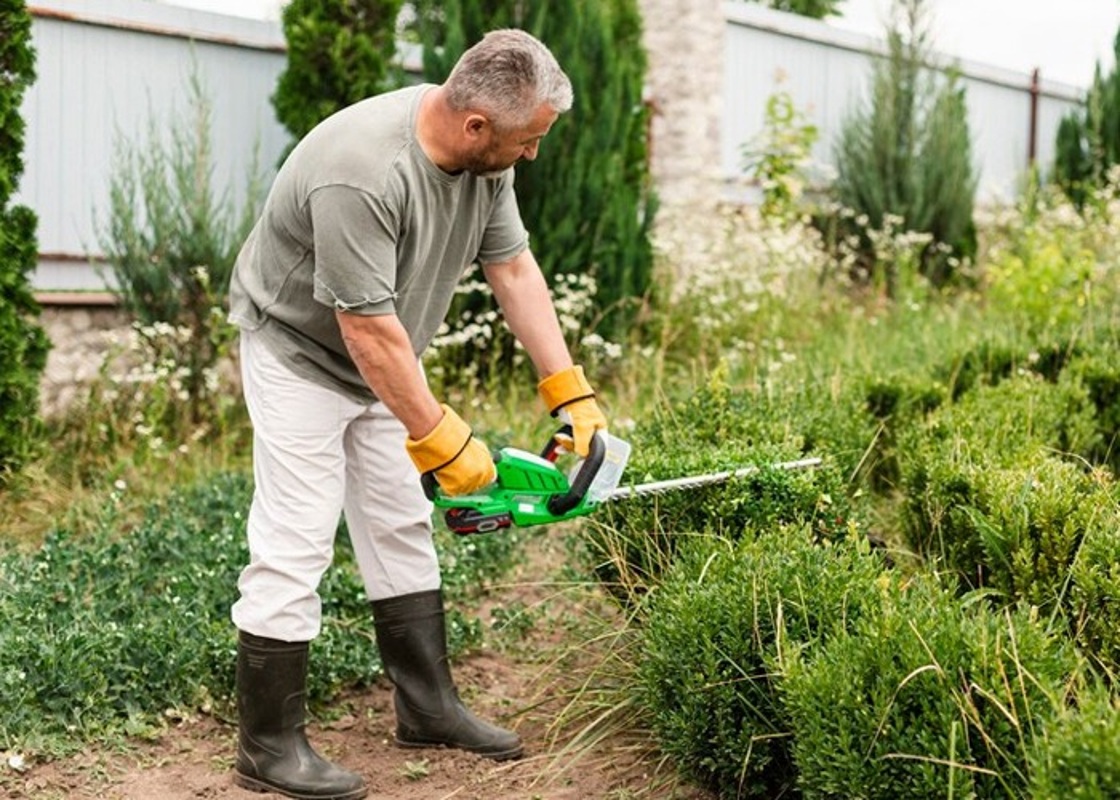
[2,534,713,800]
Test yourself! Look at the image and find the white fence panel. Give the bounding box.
[721,3,1085,204]
[18,0,289,292]
[17,1,1091,293]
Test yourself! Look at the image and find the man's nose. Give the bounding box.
[522,142,540,161]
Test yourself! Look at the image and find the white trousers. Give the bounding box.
[231,329,441,642]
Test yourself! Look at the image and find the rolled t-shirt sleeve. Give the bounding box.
[478,172,530,265]
[308,184,399,314]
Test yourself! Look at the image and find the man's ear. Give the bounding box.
[464,113,489,139]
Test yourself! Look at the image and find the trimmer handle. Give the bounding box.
[540,424,607,516]
[420,425,606,513]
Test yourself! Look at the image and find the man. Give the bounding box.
[226,28,608,800]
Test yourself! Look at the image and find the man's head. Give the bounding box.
[443,29,572,176]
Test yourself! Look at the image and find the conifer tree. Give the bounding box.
[0,0,49,477]
[831,0,977,290]
[1054,30,1120,207]
[272,0,405,147]
[412,0,656,339]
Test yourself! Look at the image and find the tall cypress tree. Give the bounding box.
[413,0,656,339]
[272,0,405,148]
[1054,30,1120,207]
[831,0,977,290]
[0,0,49,478]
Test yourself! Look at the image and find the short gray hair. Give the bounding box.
[444,29,573,130]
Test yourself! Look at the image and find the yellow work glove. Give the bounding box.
[406,404,496,496]
[537,365,608,457]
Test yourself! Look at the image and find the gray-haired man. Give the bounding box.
[227,28,608,800]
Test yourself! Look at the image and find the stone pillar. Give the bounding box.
[638,0,725,206]
[637,0,726,279]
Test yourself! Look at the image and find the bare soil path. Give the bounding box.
[3,533,713,800]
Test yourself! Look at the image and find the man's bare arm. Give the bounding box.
[335,311,443,439]
[482,249,572,379]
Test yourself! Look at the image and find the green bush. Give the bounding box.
[1068,519,1120,672]
[899,376,1105,600]
[272,0,405,148]
[583,376,851,602]
[0,0,49,479]
[638,527,891,798]
[784,585,1074,799]
[1028,682,1120,798]
[861,373,947,491]
[1053,30,1120,207]
[0,471,518,753]
[1069,354,1120,471]
[932,338,1080,402]
[829,0,977,290]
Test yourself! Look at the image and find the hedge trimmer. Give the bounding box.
[422,427,822,535]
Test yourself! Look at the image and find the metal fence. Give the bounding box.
[721,4,1084,204]
[17,0,1089,294]
[20,0,289,293]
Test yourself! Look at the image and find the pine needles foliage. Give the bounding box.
[831,0,977,291]
[0,0,49,479]
[272,0,406,150]
[412,0,656,341]
[1053,29,1120,208]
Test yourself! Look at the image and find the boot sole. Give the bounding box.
[395,737,524,762]
[233,771,369,800]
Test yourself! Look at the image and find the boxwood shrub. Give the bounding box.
[584,377,855,603]
[637,526,891,798]
[899,373,1103,594]
[1028,682,1120,799]
[783,584,1075,799]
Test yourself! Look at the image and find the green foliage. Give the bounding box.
[0,471,518,754]
[272,0,405,147]
[0,0,49,479]
[1028,682,1120,798]
[739,0,843,18]
[830,0,978,290]
[583,370,853,602]
[1053,31,1120,207]
[899,375,1105,589]
[413,0,656,342]
[99,67,262,426]
[784,587,1074,799]
[638,528,890,798]
[1067,354,1120,471]
[1068,520,1120,673]
[742,90,819,223]
[983,230,1099,338]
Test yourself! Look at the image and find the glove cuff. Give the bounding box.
[537,365,594,415]
[405,404,472,473]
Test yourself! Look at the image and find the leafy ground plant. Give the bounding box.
[0,471,518,757]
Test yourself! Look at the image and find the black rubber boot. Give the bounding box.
[371,590,523,761]
[234,631,368,800]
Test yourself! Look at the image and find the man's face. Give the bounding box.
[463,103,559,178]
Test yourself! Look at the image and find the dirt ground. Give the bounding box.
[2,534,713,800]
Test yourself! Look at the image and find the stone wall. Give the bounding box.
[37,304,130,418]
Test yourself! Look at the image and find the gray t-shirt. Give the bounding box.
[229,84,529,403]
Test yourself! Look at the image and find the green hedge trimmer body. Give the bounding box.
[422,428,822,535]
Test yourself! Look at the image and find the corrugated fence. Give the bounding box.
[16,0,1088,295]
